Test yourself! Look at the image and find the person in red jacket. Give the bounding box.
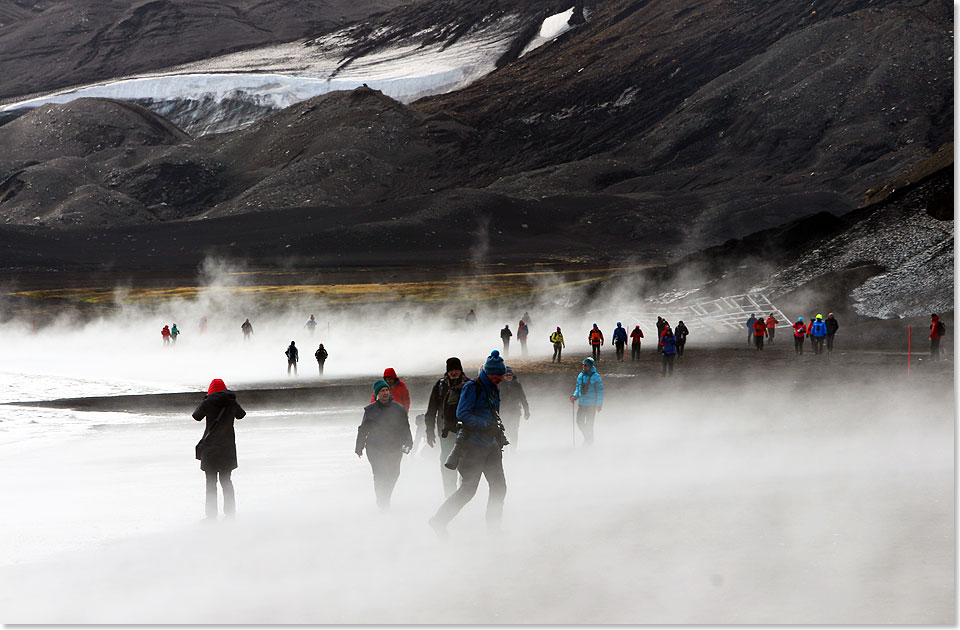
[161,325,171,345]
[752,316,767,351]
[765,314,778,344]
[930,313,945,361]
[792,317,806,355]
[629,325,644,361]
[369,367,411,412]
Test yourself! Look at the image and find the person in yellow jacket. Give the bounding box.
[550,327,565,363]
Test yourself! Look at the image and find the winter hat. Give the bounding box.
[617,322,622,326]
[207,379,227,395]
[556,326,561,332]
[504,366,514,375]
[483,350,506,375]
[797,316,804,322]
[445,357,463,373]
[582,357,595,367]
[383,367,398,379]
[373,379,390,395]
[816,314,823,320]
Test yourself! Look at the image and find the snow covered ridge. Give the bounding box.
[1,8,580,137]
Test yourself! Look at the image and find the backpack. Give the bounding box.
[937,321,946,336]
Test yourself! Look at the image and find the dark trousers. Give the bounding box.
[591,344,601,361]
[317,359,325,376]
[677,338,686,357]
[615,341,626,361]
[826,334,836,353]
[433,442,506,527]
[630,342,641,360]
[205,470,235,518]
[287,359,297,375]
[747,330,753,344]
[519,338,528,356]
[502,413,520,450]
[813,337,825,355]
[576,404,598,444]
[931,338,940,361]
[754,335,764,351]
[367,448,403,508]
[794,336,804,354]
[438,431,459,497]
[552,343,563,362]
[767,327,775,343]
[661,353,675,376]
[502,339,510,356]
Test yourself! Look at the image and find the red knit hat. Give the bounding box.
[207,379,227,395]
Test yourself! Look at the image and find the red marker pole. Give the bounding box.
[907,326,912,378]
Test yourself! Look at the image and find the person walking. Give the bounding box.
[753,316,767,351]
[588,323,604,361]
[746,313,757,345]
[792,317,806,355]
[170,323,180,345]
[424,357,470,497]
[161,325,171,345]
[550,327,565,363]
[241,318,253,340]
[660,326,678,376]
[674,320,689,358]
[429,351,508,536]
[198,316,208,334]
[499,366,530,450]
[517,320,529,356]
[193,378,246,520]
[570,357,603,444]
[630,325,644,360]
[465,309,477,325]
[765,314,778,344]
[500,324,513,356]
[355,379,413,510]
[304,314,318,335]
[825,313,839,353]
[810,314,828,355]
[612,322,628,361]
[655,317,666,353]
[369,368,411,412]
[930,314,945,361]
[314,343,328,376]
[285,341,299,375]
[522,311,533,326]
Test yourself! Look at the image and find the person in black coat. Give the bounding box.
[424,357,470,497]
[825,313,840,353]
[356,379,413,509]
[193,379,247,519]
[674,321,689,357]
[285,341,299,375]
[499,366,530,450]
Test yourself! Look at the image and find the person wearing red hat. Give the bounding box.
[192,379,246,520]
[368,367,411,412]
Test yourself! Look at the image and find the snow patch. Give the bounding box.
[520,7,576,57]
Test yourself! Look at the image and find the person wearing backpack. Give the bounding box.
[429,351,508,536]
[745,313,757,345]
[674,320,689,357]
[792,317,806,355]
[588,323,604,361]
[810,314,828,355]
[764,314,778,344]
[356,379,413,510]
[825,313,840,353]
[752,316,767,351]
[660,326,678,376]
[424,357,470,497]
[193,379,247,519]
[517,320,529,356]
[285,341,299,375]
[550,327,565,363]
[570,357,604,443]
[170,323,180,345]
[314,343,328,376]
[630,325,644,360]
[612,322,628,361]
[500,324,513,356]
[241,318,253,340]
[930,314,946,361]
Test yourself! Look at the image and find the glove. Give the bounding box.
[440,428,449,439]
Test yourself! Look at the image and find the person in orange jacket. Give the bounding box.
[752,316,767,351]
[369,367,411,412]
[792,317,806,355]
[588,323,604,361]
[765,313,778,344]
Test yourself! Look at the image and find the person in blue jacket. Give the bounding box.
[660,326,678,377]
[746,313,757,345]
[429,350,508,536]
[612,322,628,361]
[570,357,604,445]
[810,313,828,355]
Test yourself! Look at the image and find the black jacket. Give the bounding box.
[193,390,246,472]
[315,347,328,361]
[675,323,689,339]
[424,373,469,436]
[356,400,412,454]
[285,344,299,361]
[825,317,839,335]
[499,378,529,418]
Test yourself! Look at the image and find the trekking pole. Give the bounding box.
[907,326,912,379]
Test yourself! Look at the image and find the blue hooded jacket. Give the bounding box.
[573,366,604,407]
[456,371,502,446]
[660,332,678,355]
[810,320,828,338]
[612,325,628,343]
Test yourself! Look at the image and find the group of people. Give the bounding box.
[160,323,180,345]
[545,320,688,374]
[746,312,840,355]
[284,340,329,375]
[498,312,533,357]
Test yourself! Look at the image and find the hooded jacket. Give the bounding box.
[793,321,806,338]
[826,317,839,335]
[355,398,412,455]
[810,320,828,338]
[612,326,628,344]
[573,366,604,407]
[660,332,678,355]
[753,319,767,336]
[930,315,943,339]
[456,371,502,447]
[630,327,644,343]
[369,368,411,412]
[193,388,247,472]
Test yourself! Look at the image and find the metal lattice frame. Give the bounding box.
[685,293,792,332]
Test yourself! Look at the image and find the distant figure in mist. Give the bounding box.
[792,317,806,354]
[304,314,317,335]
[285,341,299,375]
[674,320,689,357]
[660,326,678,376]
[612,322,628,361]
[630,325,644,360]
[170,323,180,344]
[745,313,757,345]
[930,313,945,361]
[550,327,565,362]
[199,315,208,334]
[825,313,839,353]
[425,356,470,497]
[465,309,477,325]
[193,379,246,520]
[429,350,508,536]
[810,314,828,355]
[517,320,529,356]
[570,357,603,444]
[500,324,512,356]
[588,323,604,361]
[241,318,253,340]
[161,325,171,345]
[369,368,411,412]
[500,366,529,450]
[765,313,778,344]
[356,379,413,510]
[753,316,767,351]
[315,343,328,376]
[522,311,532,326]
